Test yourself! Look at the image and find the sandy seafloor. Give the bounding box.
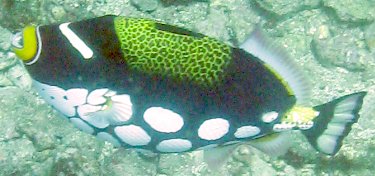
[0,0,375,175]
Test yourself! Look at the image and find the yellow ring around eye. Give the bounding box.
[13,25,38,62]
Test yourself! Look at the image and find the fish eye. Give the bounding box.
[11,31,24,49]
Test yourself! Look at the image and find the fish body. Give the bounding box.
[11,15,366,159]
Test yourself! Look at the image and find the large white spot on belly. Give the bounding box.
[70,118,94,134]
[234,125,260,138]
[33,81,88,117]
[156,139,192,153]
[77,104,108,128]
[96,132,121,147]
[87,89,108,105]
[77,90,133,128]
[114,125,151,146]
[66,88,89,106]
[198,118,229,140]
[109,94,133,123]
[262,111,279,123]
[143,107,184,133]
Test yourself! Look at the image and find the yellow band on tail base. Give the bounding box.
[12,25,38,62]
[283,106,319,124]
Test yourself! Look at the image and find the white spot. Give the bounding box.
[65,88,88,106]
[114,125,151,146]
[273,123,295,132]
[317,134,337,154]
[87,89,109,105]
[77,91,133,128]
[196,144,219,151]
[70,118,94,134]
[33,81,76,117]
[59,23,93,59]
[143,107,184,133]
[97,132,121,147]
[234,125,260,138]
[109,94,133,123]
[262,111,279,123]
[77,104,108,128]
[156,139,192,153]
[33,81,90,118]
[198,118,229,140]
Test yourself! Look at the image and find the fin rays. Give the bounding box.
[240,27,311,104]
[302,92,366,155]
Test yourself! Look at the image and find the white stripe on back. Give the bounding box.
[59,23,93,59]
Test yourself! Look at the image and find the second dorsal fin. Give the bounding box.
[240,27,311,105]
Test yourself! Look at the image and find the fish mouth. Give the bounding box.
[11,31,23,49]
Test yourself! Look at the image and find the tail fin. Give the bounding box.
[301,92,366,155]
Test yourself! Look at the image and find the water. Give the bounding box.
[0,0,374,175]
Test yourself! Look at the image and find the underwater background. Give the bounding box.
[0,0,374,175]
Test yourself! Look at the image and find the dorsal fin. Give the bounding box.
[240,27,311,105]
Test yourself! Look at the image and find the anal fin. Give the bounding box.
[247,132,293,157]
[203,144,239,170]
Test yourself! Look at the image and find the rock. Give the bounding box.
[0,0,43,30]
[230,145,277,176]
[5,63,32,90]
[323,0,375,23]
[311,27,369,71]
[365,22,375,52]
[92,0,136,17]
[254,0,320,17]
[0,87,109,175]
[157,153,197,175]
[0,26,12,51]
[215,0,261,44]
[103,149,158,175]
[194,8,230,42]
[0,0,95,30]
[268,9,331,62]
[152,2,209,30]
[51,6,67,21]
[131,0,159,12]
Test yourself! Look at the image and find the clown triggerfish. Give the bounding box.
[11,15,366,167]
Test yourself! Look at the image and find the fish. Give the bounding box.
[11,15,366,168]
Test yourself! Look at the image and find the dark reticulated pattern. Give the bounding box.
[114,17,232,86]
